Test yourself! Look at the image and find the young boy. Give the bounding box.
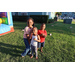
[30,27,40,59]
[37,23,47,52]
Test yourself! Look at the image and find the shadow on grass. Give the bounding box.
[0,42,50,62]
[0,42,26,57]
[13,21,27,30]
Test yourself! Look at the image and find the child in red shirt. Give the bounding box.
[37,23,47,52]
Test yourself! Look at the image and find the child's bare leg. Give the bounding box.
[41,47,43,52]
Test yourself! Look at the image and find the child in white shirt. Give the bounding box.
[30,27,40,59]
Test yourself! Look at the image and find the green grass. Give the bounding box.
[0,20,75,62]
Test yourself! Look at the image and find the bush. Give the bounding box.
[30,15,49,23]
[55,12,62,16]
[12,15,28,22]
[54,17,58,21]
[48,19,54,23]
[12,15,49,23]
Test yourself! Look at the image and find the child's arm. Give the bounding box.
[24,27,31,44]
[41,33,47,38]
[34,35,40,42]
[40,31,47,38]
[26,34,30,44]
[29,29,33,40]
[29,33,33,40]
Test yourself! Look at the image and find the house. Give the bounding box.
[12,12,55,19]
[61,12,75,17]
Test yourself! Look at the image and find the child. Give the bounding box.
[30,27,40,59]
[21,17,35,57]
[37,23,47,52]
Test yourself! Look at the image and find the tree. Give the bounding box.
[55,12,62,16]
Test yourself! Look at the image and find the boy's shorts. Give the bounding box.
[38,42,45,48]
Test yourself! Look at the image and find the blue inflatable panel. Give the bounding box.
[0,24,11,34]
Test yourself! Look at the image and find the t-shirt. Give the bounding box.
[38,29,47,43]
[31,35,38,46]
[23,26,32,38]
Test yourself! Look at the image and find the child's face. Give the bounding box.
[41,24,46,30]
[27,19,34,28]
[33,28,37,35]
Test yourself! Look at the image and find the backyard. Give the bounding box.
[0,19,75,62]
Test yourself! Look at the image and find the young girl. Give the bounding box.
[37,23,47,52]
[21,17,35,57]
[30,27,40,59]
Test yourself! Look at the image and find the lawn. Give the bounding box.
[0,19,75,62]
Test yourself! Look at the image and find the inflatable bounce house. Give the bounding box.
[0,12,14,36]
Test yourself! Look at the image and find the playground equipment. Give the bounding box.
[0,12,14,36]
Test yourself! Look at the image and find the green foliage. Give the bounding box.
[12,15,28,22]
[55,12,62,16]
[12,15,49,23]
[54,17,58,21]
[48,19,54,23]
[30,15,49,23]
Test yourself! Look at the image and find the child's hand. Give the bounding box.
[41,33,46,38]
[41,33,45,36]
[42,34,45,36]
[34,38,37,41]
[26,34,29,38]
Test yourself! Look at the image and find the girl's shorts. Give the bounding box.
[38,42,45,48]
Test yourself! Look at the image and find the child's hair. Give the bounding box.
[33,27,38,31]
[41,23,45,26]
[41,23,46,28]
[27,17,35,27]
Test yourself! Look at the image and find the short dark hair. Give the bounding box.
[27,17,35,27]
[41,23,46,26]
[41,23,45,25]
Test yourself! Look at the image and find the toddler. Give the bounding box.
[30,27,40,59]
